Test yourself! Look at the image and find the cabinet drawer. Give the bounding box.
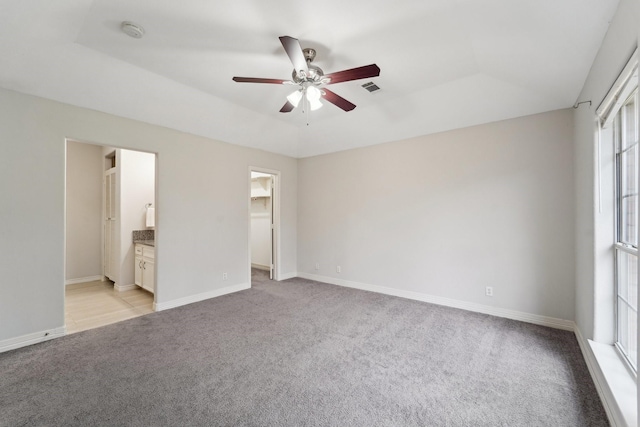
[142,246,155,259]
[135,245,143,255]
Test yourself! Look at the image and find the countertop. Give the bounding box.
[134,240,155,247]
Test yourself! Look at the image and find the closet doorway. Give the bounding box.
[249,168,280,282]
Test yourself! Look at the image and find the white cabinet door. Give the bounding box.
[134,255,143,286]
[136,245,155,293]
[104,168,117,281]
[104,220,111,278]
[142,259,155,293]
[105,169,116,220]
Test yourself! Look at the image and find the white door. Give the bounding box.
[269,178,275,280]
[104,168,117,281]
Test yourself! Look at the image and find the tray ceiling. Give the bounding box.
[0,0,619,157]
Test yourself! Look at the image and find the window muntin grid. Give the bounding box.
[614,88,639,372]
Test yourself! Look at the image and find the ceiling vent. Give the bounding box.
[361,81,381,93]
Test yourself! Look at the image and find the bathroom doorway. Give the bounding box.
[65,140,158,333]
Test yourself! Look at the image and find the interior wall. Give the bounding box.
[118,149,155,287]
[0,86,297,342]
[65,141,103,281]
[298,109,575,320]
[573,0,639,342]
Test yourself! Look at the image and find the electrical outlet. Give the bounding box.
[337,266,341,273]
[223,273,228,280]
[485,286,493,297]
[315,263,320,270]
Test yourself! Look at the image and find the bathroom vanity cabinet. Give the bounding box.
[134,243,155,294]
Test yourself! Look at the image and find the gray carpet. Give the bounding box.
[1,270,608,426]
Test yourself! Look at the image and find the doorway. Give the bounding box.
[65,140,157,333]
[249,168,280,284]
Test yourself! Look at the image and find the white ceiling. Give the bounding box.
[0,0,619,158]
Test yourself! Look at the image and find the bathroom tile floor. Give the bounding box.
[65,280,154,334]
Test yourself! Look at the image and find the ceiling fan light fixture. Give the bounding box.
[306,86,321,101]
[309,97,323,111]
[286,90,303,107]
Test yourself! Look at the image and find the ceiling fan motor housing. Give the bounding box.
[303,48,316,62]
[292,48,327,83]
[293,63,325,84]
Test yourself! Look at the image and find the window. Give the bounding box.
[598,50,639,372]
[614,87,638,371]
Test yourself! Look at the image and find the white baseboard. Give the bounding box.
[573,327,622,426]
[65,275,103,286]
[277,271,298,281]
[574,326,637,427]
[251,263,270,271]
[154,282,250,312]
[114,282,138,292]
[0,326,66,353]
[297,272,575,331]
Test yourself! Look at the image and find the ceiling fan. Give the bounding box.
[232,36,380,113]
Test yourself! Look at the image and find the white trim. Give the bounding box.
[0,326,66,353]
[297,272,575,331]
[114,282,138,292]
[153,282,249,312]
[250,212,270,219]
[251,263,270,271]
[65,275,103,286]
[574,326,637,427]
[574,327,620,426]
[597,48,638,127]
[596,118,603,213]
[277,271,298,281]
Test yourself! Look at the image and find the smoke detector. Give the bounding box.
[121,21,145,39]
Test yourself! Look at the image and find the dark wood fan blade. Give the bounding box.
[322,88,356,111]
[232,77,287,84]
[279,101,295,113]
[325,64,380,85]
[279,36,308,74]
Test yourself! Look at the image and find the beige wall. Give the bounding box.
[0,86,297,342]
[65,141,103,281]
[298,109,575,320]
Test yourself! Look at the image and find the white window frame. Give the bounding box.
[598,49,639,373]
[613,88,639,372]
